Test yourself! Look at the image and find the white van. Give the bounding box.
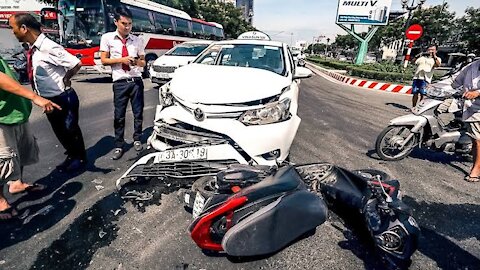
[149,40,213,85]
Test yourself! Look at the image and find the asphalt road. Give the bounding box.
[0,70,479,270]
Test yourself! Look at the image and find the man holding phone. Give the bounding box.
[100,6,146,160]
[410,44,442,109]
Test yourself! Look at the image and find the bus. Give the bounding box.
[53,0,225,76]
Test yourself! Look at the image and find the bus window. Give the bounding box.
[173,17,191,37]
[127,6,155,33]
[213,28,223,41]
[63,0,106,46]
[203,25,215,40]
[154,12,173,35]
[192,22,204,39]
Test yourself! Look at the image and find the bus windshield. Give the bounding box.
[59,0,107,47]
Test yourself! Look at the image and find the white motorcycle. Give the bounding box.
[375,76,471,161]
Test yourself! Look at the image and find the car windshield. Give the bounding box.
[194,44,286,75]
[166,44,209,56]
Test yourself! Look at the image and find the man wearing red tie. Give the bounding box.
[8,13,86,173]
[100,6,146,160]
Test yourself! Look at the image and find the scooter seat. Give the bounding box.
[234,166,305,200]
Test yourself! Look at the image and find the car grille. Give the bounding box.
[125,159,239,178]
[156,122,227,144]
[153,65,176,73]
[155,122,252,162]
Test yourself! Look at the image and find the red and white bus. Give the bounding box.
[55,0,224,76]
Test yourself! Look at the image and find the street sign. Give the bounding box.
[405,24,423,41]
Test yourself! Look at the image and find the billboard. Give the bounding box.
[336,0,392,25]
[0,0,52,21]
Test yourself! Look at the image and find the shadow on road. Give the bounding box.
[28,177,193,270]
[385,102,409,110]
[365,148,469,175]
[403,196,480,269]
[5,135,115,208]
[326,209,389,270]
[75,76,112,84]
[0,182,81,251]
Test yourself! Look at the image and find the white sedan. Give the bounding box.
[118,32,312,183]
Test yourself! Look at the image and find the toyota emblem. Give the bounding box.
[194,108,205,121]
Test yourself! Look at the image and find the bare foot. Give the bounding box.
[0,196,11,212]
[7,180,31,194]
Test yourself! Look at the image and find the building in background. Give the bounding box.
[296,41,308,51]
[236,0,253,24]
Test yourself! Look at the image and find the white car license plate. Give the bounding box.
[158,72,170,79]
[154,147,207,163]
[192,192,205,219]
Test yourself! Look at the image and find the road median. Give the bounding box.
[307,61,413,95]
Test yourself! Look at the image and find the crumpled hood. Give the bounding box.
[170,64,290,104]
[153,55,197,67]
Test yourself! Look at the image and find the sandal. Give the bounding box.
[464,176,480,183]
[0,207,18,221]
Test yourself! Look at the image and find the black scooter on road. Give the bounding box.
[184,163,420,270]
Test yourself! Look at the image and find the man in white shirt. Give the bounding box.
[452,60,480,182]
[100,6,146,160]
[9,13,86,173]
[411,44,442,108]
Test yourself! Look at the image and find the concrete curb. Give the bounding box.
[307,62,412,95]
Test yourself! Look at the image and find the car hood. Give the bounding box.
[170,64,290,104]
[153,55,197,67]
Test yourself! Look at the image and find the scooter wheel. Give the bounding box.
[191,176,216,199]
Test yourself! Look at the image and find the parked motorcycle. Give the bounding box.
[185,163,419,269]
[12,45,28,84]
[375,75,471,161]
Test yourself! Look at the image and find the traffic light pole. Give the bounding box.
[337,24,379,65]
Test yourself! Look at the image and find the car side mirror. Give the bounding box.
[293,67,312,79]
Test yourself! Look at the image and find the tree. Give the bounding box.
[196,1,256,38]
[152,0,255,38]
[409,4,456,48]
[368,18,405,51]
[457,7,480,54]
[306,43,326,54]
[332,34,357,50]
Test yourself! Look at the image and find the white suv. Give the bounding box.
[149,41,213,85]
[119,32,312,182]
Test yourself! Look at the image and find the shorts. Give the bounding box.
[466,121,480,141]
[0,122,39,185]
[412,79,428,95]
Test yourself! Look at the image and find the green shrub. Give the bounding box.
[347,67,413,83]
[307,57,352,70]
[307,57,415,83]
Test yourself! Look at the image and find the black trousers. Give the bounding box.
[112,78,144,148]
[46,88,87,160]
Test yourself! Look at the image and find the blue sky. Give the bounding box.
[253,0,477,45]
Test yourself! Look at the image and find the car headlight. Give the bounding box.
[239,98,291,125]
[159,83,173,107]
